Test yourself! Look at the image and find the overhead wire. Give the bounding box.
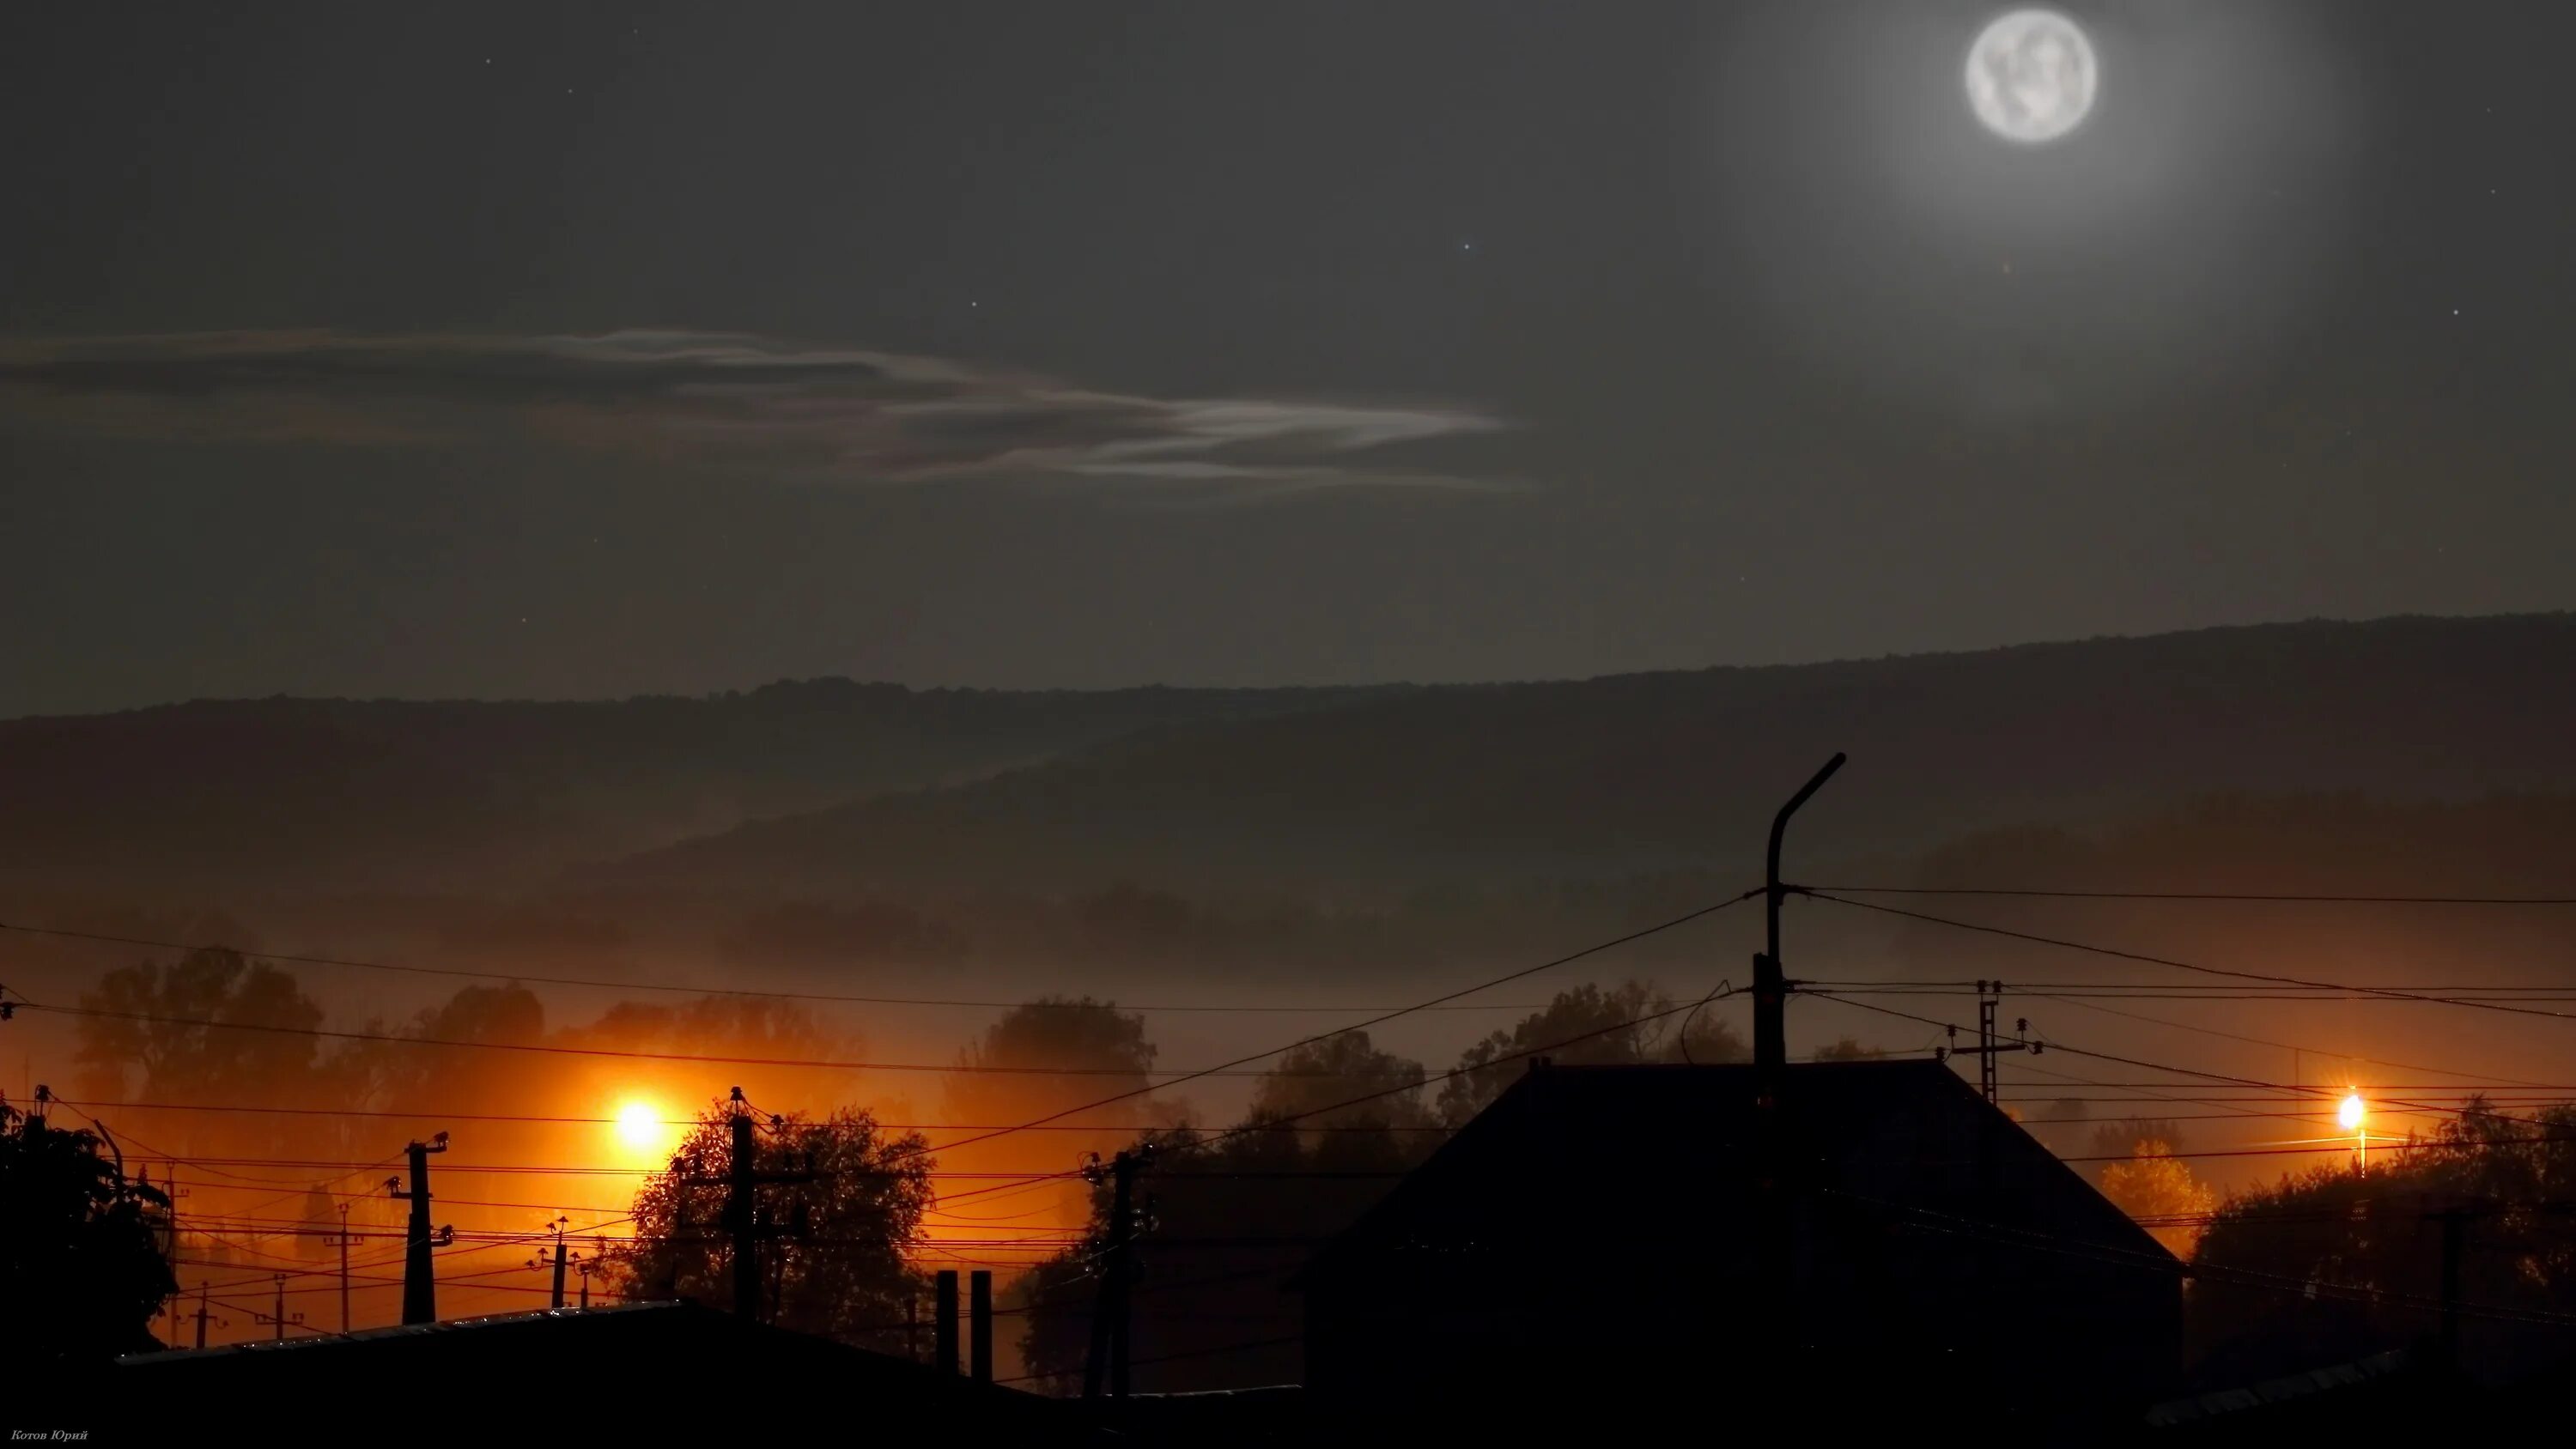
[1803,884,2576,905]
[1796,890,2576,1023]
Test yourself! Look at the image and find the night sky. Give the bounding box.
[5,1,2572,716]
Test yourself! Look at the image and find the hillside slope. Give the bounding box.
[0,679,1394,894]
[587,615,2576,900]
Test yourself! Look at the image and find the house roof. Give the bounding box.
[114,1301,1091,1433]
[1298,1058,2172,1284]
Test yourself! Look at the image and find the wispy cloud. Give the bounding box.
[0,330,1510,498]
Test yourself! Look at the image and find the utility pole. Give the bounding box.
[690,1088,816,1324]
[392,1131,450,1325]
[529,1216,577,1309]
[256,1274,305,1343]
[1935,982,2039,1104]
[191,1286,222,1350]
[1083,1144,1154,1404]
[143,1166,191,1343]
[729,1097,759,1320]
[322,1202,357,1334]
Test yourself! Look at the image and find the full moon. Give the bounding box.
[1965,9,2098,144]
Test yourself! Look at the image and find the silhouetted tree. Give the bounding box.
[1018,1117,1424,1392]
[376,984,549,1115]
[0,1103,176,1362]
[1439,982,1730,1125]
[2191,1099,2576,1384]
[72,947,322,1103]
[1812,1037,1887,1062]
[607,1104,931,1351]
[945,997,1157,1122]
[938,997,1161,1230]
[2087,1119,2186,1185]
[1248,1030,1431,1137]
[2098,1142,2216,1260]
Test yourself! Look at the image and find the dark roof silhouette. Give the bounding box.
[1294,1058,2182,1432]
[112,1301,1092,1435]
[1303,1058,2172,1282]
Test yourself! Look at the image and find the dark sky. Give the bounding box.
[4,1,2573,715]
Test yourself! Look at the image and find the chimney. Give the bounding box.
[934,1269,960,1376]
[969,1270,993,1384]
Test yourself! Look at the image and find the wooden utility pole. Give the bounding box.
[692,1088,816,1323]
[1083,1144,1154,1403]
[191,1286,221,1349]
[728,1102,759,1319]
[546,1216,570,1309]
[394,1132,449,1325]
[323,1202,356,1334]
[256,1273,304,1342]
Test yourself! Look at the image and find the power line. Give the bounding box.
[1798,891,2576,1023]
[1801,884,2576,906]
[914,888,1760,1163]
[2014,989,2566,1090]
[1807,1008,2549,1161]
[1808,993,2550,1143]
[924,978,1759,1215]
[1807,979,2576,997]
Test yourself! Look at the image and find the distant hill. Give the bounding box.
[584,615,2576,901]
[0,680,1396,894]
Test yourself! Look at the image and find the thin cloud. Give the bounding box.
[0,330,1509,497]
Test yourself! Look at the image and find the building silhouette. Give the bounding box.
[1296,1059,2180,1432]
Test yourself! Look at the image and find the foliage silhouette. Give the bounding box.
[0,1101,177,1362]
[606,1103,933,1352]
